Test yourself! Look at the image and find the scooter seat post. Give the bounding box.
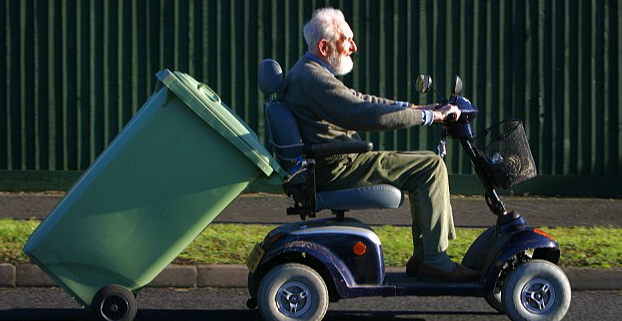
[332,210,345,222]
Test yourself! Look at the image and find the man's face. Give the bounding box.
[326,21,357,76]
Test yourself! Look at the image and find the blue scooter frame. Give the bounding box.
[248,215,559,299]
[247,75,570,321]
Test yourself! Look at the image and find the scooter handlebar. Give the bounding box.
[444,96,478,124]
[443,112,458,123]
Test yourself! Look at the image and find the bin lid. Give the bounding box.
[156,69,288,181]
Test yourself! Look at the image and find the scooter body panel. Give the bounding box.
[462,218,560,295]
[257,239,356,298]
[252,214,560,301]
[251,218,388,299]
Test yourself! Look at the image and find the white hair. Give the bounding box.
[303,8,346,48]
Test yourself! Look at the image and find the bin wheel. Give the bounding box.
[257,263,329,321]
[502,260,571,321]
[92,285,138,321]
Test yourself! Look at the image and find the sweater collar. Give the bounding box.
[304,52,335,75]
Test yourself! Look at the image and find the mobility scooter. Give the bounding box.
[246,59,571,321]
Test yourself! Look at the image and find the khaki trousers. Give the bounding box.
[315,150,456,258]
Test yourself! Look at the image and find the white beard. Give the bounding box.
[327,53,354,76]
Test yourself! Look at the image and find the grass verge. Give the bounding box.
[2,219,620,268]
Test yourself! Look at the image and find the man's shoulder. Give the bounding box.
[288,57,332,81]
[286,59,345,99]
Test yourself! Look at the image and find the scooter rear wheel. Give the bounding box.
[257,263,329,321]
[502,260,571,321]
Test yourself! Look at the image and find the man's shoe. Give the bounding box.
[417,262,480,282]
[405,256,423,277]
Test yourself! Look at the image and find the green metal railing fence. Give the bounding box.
[2,0,621,195]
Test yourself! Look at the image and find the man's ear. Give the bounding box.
[317,39,331,58]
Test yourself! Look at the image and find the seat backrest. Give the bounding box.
[258,59,304,176]
[264,100,304,175]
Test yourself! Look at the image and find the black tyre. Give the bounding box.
[91,285,138,321]
[257,263,329,321]
[502,260,571,321]
[485,286,505,314]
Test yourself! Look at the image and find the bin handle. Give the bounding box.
[198,83,221,103]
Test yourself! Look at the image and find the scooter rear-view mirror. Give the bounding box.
[416,74,445,102]
[453,75,463,95]
[415,74,433,93]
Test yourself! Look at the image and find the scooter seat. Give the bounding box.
[259,58,404,217]
[316,184,404,211]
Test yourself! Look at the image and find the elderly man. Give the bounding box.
[282,8,479,282]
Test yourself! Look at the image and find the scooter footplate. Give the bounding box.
[384,272,483,297]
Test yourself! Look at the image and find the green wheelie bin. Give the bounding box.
[23,69,288,321]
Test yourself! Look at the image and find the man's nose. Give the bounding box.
[349,39,358,53]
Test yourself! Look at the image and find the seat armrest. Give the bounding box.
[304,141,373,157]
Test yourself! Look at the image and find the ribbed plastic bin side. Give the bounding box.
[23,70,286,308]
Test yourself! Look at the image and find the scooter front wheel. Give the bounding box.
[502,260,571,321]
[257,263,329,321]
[485,286,504,314]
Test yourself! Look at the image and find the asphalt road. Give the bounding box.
[1,287,620,321]
[2,193,622,228]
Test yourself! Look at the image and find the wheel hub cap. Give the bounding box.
[276,281,312,317]
[102,296,129,321]
[521,278,556,314]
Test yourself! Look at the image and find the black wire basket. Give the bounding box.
[475,119,537,189]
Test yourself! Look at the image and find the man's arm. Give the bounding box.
[304,72,425,131]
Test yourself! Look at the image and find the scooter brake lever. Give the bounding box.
[437,139,447,159]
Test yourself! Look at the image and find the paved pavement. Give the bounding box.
[1,192,621,290]
[3,192,622,227]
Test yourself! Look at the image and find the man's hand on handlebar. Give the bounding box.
[433,104,461,123]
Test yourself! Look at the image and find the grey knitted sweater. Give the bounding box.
[281,55,425,146]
